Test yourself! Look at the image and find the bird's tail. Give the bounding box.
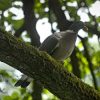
[15,75,33,88]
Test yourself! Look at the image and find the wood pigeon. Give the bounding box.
[15,21,87,87]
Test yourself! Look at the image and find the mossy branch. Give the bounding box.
[0,29,100,100]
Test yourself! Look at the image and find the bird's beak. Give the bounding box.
[83,26,88,32]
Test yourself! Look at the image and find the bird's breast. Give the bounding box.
[52,35,76,61]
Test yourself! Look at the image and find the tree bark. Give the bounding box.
[32,81,42,100]
[22,0,40,47]
[49,0,72,31]
[0,29,100,100]
[71,49,81,78]
[22,0,42,99]
[79,36,98,90]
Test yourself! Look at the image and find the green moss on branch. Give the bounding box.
[0,29,100,100]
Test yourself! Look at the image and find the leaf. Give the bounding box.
[2,92,20,100]
[96,17,100,22]
[11,92,19,100]
[3,96,12,100]
[86,0,94,6]
[92,51,100,66]
[0,0,12,11]
[12,19,24,30]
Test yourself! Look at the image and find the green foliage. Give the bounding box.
[0,0,100,99]
[2,92,20,100]
[86,0,95,6]
[0,0,12,11]
[43,89,59,100]
[92,51,100,67]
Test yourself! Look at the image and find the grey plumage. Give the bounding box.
[39,30,76,61]
[15,21,86,87]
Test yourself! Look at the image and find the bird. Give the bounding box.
[15,21,87,88]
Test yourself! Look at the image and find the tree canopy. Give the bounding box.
[0,0,100,100]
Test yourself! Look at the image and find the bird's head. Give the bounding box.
[69,21,88,33]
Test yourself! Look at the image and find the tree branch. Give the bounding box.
[22,0,42,99]
[71,49,81,78]
[22,0,41,47]
[78,36,98,90]
[49,0,72,31]
[0,29,100,100]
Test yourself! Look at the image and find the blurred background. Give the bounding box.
[0,0,100,100]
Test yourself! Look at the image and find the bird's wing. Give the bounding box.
[39,35,60,54]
